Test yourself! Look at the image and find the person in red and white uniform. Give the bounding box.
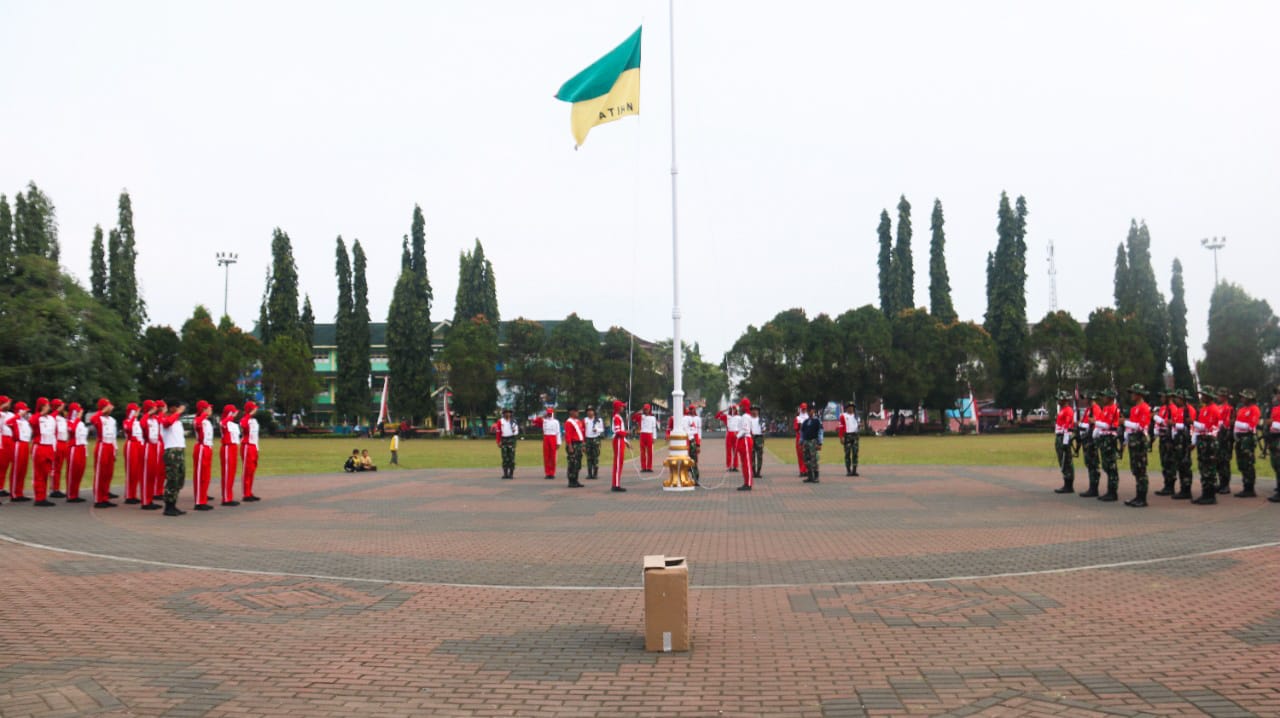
[794,403,809,477]
[1231,389,1261,498]
[192,401,215,511]
[0,395,13,499]
[1122,385,1152,507]
[563,406,585,488]
[610,400,628,492]
[735,398,754,491]
[532,408,561,479]
[66,402,88,503]
[219,404,240,505]
[144,401,165,507]
[1266,385,1280,503]
[30,397,59,507]
[6,401,32,501]
[89,398,118,508]
[1192,387,1220,504]
[633,404,657,472]
[714,406,740,472]
[121,401,143,504]
[50,399,69,499]
[240,401,261,501]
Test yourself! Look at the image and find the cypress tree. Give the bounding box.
[1168,258,1192,392]
[1114,223,1137,312]
[984,192,1030,411]
[1125,221,1169,390]
[11,192,29,255]
[300,294,315,347]
[400,236,411,272]
[257,266,272,345]
[0,194,11,280]
[894,195,914,311]
[90,225,107,301]
[877,209,894,316]
[13,183,58,261]
[928,198,956,323]
[351,239,371,413]
[334,236,359,421]
[266,228,302,341]
[107,228,123,311]
[387,206,435,423]
[113,190,145,333]
[454,238,500,323]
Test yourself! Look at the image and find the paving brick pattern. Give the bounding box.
[0,456,1276,716]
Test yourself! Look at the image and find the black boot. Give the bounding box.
[1097,490,1118,502]
[49,490,66,498]
[163,501,186,516]
[1269,489,1280,503]
[1192,490,1217,505]
[1078,481,1099,498]
[1234,482,1257,497]
[1172,485,1192,499]
[1124,490,1148,507]
[851,468,859,476]
[1153,478,1175,496]
[1054,480,1074,494]
[1217,481,1231,495]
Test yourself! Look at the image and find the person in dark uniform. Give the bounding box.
[800,404,823,484]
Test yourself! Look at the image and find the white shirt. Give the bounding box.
[199,418,214,447]
[540,417,561,445]
[639,414,657,435]
[146,417,161,444]
[584,416,604,438]
[97,416,116,443]
[55,415,69,442]
[225,420,241,445]
[162,417,186,449]
[841,412,860,434]
[74,419,88,446]
[737,415,754,439]
[749,415,763,436]
[14,416,32,442]
[726,413,742,435]
[245,417,260,446]
[0,411,11,438]
[499,419,519,438]
[130,414,145,441]
[687,414,702,438]
[37,414,57,446]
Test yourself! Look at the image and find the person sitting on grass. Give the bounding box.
[360,449,377,472]
[344,449,360,473]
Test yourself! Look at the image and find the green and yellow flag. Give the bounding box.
[555,26,642,147]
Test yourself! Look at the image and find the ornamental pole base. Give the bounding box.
[663,433,697,491]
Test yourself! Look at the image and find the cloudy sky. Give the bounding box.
[2,0,1276,363]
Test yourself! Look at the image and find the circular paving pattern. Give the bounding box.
[1,459,1275,588]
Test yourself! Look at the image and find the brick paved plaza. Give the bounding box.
[1,454,1276,717]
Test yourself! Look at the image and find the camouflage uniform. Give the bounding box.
[1217,402,1235,492]
[163,448,186,504]
[1081,424,1101,491]
[1055,432,1074,485]
[843,433,860,475]
[1268,431,1280,497]
[1127,433,1149,495]
[584,438,601,479]
[752,434,764,478]
[1196,434,1218,495]
[688,440,700,482]
[802,439,821,481]
[566,442,584,482]
[1177,402,1196,495]
[500,437,517,474]
[1235,433,1256,491]
[1099,435,1120,494]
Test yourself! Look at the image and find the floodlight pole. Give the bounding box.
[668,0,684,416]
[1200,236,1226,285]
[216,252,239,319]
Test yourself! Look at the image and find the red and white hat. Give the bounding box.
[97,398,111,411]
[612,400,625,413]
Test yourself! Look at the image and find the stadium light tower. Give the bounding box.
[1201,236,1226,285]
[216,252,239,319]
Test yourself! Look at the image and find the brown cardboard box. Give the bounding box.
[643,555,689,652]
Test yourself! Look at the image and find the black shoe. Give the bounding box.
[1078,488,1099,498]
[49,491,66,498]
[1172,487,1192,500]
[109,492,120,499]
[611,486,627,492]
[1054,484,1075,494]
[586,475,597,480]
[194,504,213,511]
[152,495,163,501]
[1192,493,1217,505]
[1154,483,1174,496]
[66,497,86,503]
[206,496,214,502]
[10,496,31,502]
[141,503,160,510]
[1268,492,1280,503]
[163,502,185,516]
[545,475,555,480]
[851,470,860,476]
[1217,484,1231,495]
[1234,488,1257,498]
[93,501,115,508]
[221,500,240,506]
[1097,492,1118,502]
[802,477,817,483]
[123,498,141,505]
[34,499,56,507]
[0,490,9,497]
[569,481,584,488]
[1124,497,1147,507]
[243,495,260,502]
[737,484,752,491]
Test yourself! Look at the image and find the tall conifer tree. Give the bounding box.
[351,239,371,413]
[928,198,956,323]
[0,194,11,280]
[454,238,499,323]
[894,195,914,311]
[984,192,1030,410]
[266,228,302,341]
[112,190,145,333]
[387,206,435,422]
[1168,258,1192,391]
[90,225,107,301]
[877,209,894,316]
[333,236,359,420]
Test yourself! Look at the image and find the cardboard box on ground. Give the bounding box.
[643,555,689,652]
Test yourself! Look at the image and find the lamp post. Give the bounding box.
[1200,236,1226,285]
[216,252,239,319]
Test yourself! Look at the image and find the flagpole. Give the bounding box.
[668,0,685,417]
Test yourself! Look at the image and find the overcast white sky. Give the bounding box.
[2,1,1277,363]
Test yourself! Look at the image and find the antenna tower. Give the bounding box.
[1046,239,1058,312]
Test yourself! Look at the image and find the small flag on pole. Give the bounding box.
[555,26,642,147]
[377,376,390,428]
[442,390,452,434]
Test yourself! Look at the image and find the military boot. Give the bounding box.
[1097,491,1118,502]
[1172,484,1192,500]
[1192,491,1217,505]
[1124,490,1148,507]
[1234,481,1256,498]
[1268,488,1280,502]
[162,501,186,516]
[1153,478,1175,496]
[1217,480,1231,495]
[1054,479,1074,494]
[1078,480,1100,498]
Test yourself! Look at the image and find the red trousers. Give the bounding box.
[53,440,69,492]
[241,444,259,497]
[220,444,239,502]
[737,436,754,487]
[639,433,655,471]
[193,444,213,506]
[124,439,144,501]
[67,444,87,500]
[146,443,163,502]
[795,435,807,474]
[33,443,55,501]
[611,436,626,488]
[725,435,737,469]
[541,436,558,477]
[10,441,30,498]
[0,436,13,494]
[93,442,115,503]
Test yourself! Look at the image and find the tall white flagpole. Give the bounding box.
[668,0,685,416]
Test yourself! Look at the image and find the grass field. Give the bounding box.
[149,433,1274,482]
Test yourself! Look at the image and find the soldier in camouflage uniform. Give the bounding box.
[1172,389,1196,500]
[494,408,520,479]
[158,402,188,517]
[1153,389,1178,495]
[1078,391,1102,497]
[1215,387,1236,494]
[800,405,823,483]
[1265,385,1280,503]
[1230,389,1260,497]
[1193,387,1219,504]
[1093,389,1122,502]
[583,406,604,479]
[1123,384,1152,507]
[1053,392,1075,493]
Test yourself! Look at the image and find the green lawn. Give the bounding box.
[167,433,1273,480]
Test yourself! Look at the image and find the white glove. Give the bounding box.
[1191,434,1198,446]
[1235,421,1251,433]
[1092,428,1100,440]
[1153,415,1165,425]
[1124,420,1141,432]
[1193,422,1205,432]
[1095,421,1111,431]
[1272,421,1280,432]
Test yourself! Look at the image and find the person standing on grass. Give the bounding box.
[800,404,824,484]
[50,399,69,499]
[389,431,400,466]
[88,399,117,509]
[219,405,240,506]
[610,400,628,492]
[583,406,604,480]
[66,402,88,503]
[493,408,519,479]
[158,401,188,516]
[564,407,585,488]
[839,402,861,477]
[239,401,262,501]
[1053,392,1075,494]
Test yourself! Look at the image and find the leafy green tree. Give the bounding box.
[929,321,996,424]
[928,199,956,323]
[257,228,315,413]
[877,209,894,316]
[454,238,500,323]
[1116,221,1168,391]
[834,305,891,415]
[983,192,1031,410]
[504,318,553,416]
[386,206,435,422]
[726,308,808,412]
[883,309,946,430]
[893,195,914,311]
[13,183,58,261]
[90,225,107,301]
[800,313,841,403]
[262,334,318,417]
[0,194,12,280]
[215,315,260,406]
[1029,310,1086,400]
[441,315,499,416]
[679,342,728,408]
[1200,283,1280,392]
[1168,258,1192,392]
[137,325,184,400]
[180,306,229,403]
[1083,307,1153,391]
[548,313,601,407]
[266,228,302,341]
